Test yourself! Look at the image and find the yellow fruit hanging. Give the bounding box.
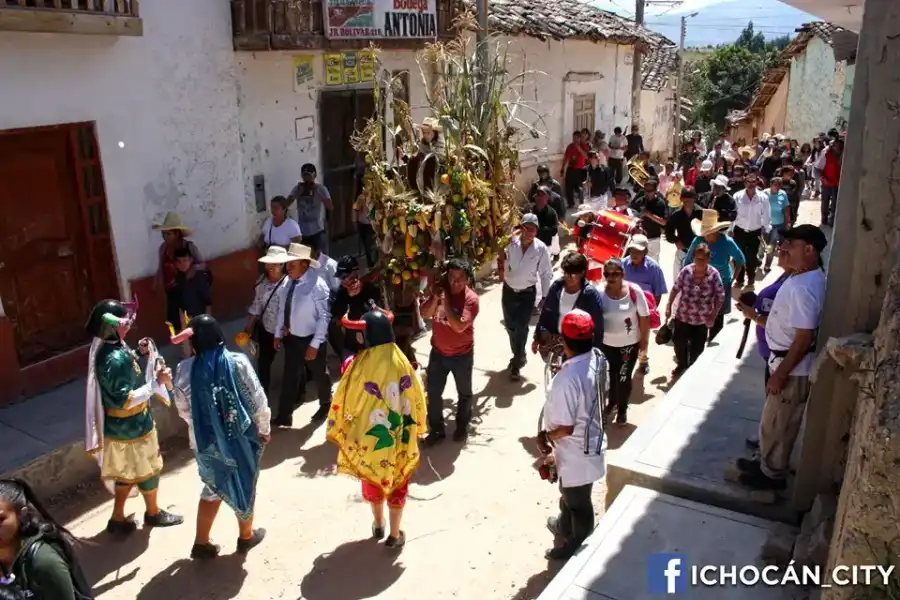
[440,173,449,185]
[392,275,402,285]
[409,223,418,237]
[401,270,412,281]
[433,209,442,231]
[382,219,391,234]
[399,218,408,234]
[405,231,415,258]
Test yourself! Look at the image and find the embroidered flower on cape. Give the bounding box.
[369,408,388,427]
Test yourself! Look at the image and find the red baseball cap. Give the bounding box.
[561,309,594,341]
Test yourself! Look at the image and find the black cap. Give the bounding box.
[680,187,697,200]
[85,299,127,340]
[537,163,549,172]
[363,306,395,348]
[784,224,828,253]
[189,314,226,354]
[335,255,359,278]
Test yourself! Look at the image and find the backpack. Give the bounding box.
[11,537,94,600]
[628,284,661,329]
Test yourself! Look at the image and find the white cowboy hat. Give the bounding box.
[712,174,730,188]
[258,246,291,264]
[421,116,442,132]
[152,212,193,236]
[692,209,731,237]
[286,242,320,268]
[700,159,713,171]
[571,204,597,219]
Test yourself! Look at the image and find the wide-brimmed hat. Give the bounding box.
[258,246,291,264]
[692,209,731,237]
[712,174,730,188]
[421,116,442,132]
[286,243,320,268]
[700,159,713,171]
[571,204,598,219]
[152,212,193,236]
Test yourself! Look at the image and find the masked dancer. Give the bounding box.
[326,303,427,549]
[84,299,183,535]
[171,315,269,559]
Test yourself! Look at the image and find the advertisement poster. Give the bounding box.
[342,52,360,84]
[324,0,437,40]
[358,50,375,82]
[324,53,344,85]
[293,55,315,88]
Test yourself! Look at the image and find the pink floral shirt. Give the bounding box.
[672,264,725,325]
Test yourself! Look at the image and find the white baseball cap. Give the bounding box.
[521,213,539,227]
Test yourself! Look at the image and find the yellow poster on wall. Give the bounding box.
[324,53,343,85]
[342,52,360,84]
[293,55,315,88]
[358,50,375,83]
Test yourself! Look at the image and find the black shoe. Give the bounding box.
[385,531,406,548]
[745,437,759,450]
[452,426,469,442]
[190,542,221,560]
[736,457,761,472]
[237,528,266,554]
[545,544,578,560]
[106,519,137,536]
[310,405,330,422]
[423,431,446,447]
[738,470,787,491]
[546,517,571,538]
[615,411,628,425]
[510,367,522,382]
[372,523,385,540]
[144,510,183,528]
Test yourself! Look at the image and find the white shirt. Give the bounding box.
[733,189,772,233]
[599,284,650,347]
[765,269,826,377]
[542,349,607,487]
[608,135,627,160]
[313,252,340,292]
[275,270,332,348]
[558,290,580,331]
[504,236,553,296]
[262,217,302,247]
[248,276,287,334]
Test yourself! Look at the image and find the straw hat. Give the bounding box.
[153,212,193,236]
[692,209,731,237]
[286,242,320,268]
[571,204,598,219]
[421,116,442,132]
[712,174,730,188]
[258,246,291,264]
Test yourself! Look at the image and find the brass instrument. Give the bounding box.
[627,156,651,187]
[666,177,683,208]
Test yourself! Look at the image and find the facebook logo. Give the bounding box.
[647,553,688,594]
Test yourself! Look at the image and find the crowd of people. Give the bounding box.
[0,128,835,597]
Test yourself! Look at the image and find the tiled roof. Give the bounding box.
[641,41,678,91]
[483,0,660,45]
[795,21,844,47]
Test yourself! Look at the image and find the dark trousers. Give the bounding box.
[556,482,594,550]
[672,320,708,370]
[600,343,638,416]
[256,327,277,396]
[426,348,474,434]
[357,223,378,267]
[564,168,585,207]
[821,186,838,225]
[278,334,331,424]
[608,158,624,186]
[501,284,536,369]
[302,229,328,255]
[733,226,762,285]
[165,288,181,328]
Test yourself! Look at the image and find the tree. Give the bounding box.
[735,21,766,54]
[691,44,764,131]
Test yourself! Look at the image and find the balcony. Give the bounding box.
[232,0,456,52]
[0,0,142,36]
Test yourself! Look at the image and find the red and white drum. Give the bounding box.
[582,209,638,273]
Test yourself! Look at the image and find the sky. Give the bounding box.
[590,0,816,46]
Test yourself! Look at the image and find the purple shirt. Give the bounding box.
[754,273,790,359]
[623,255,668,298]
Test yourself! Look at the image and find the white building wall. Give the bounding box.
[0,0,247,288]
[234,50,429,233]
[785,37,846,142]
[639,84,675,159]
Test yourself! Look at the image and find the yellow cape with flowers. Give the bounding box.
[326,343,427,495]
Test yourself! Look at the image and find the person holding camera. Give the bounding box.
[537,310,607,560]
[420,259,480,445]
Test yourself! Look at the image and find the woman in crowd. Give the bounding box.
[532,252,604,358]
[683,209,745,342]
[154,212,206,331]
[259,196,303,250]
[0,479,93,599]
[665,243,725,379]
[598,258,650,425]
[763,177,791,273]
[244,246,289,397]
[807,137,826,199]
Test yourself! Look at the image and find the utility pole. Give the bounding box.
[673,12,698,159]
[629,0,646,133]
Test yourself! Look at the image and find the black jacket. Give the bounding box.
[532,204,560,247]
[665,207,702,249]
[535,278,604,347]
[699,191,737,222]
[584,164,612,197]
[629,192,667,239]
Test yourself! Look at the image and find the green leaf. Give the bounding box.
[401,430,410,445]
[402,415,416,427]
[387,410,403,430]
[366,424,389,437]
[373,432,394,451]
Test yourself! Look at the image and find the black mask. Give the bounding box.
[363,308,395,348]
[85,300,127,340]
[189,314,226,354]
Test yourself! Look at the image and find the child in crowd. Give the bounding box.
[173,247,213,356]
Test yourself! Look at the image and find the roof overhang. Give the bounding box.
[775,0,863,32]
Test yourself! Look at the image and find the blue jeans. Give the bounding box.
[764,225,786,269]
[821,186,838,225]
[426,349,474,434]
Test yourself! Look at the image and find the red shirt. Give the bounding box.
[431,287,479,356]
[685,167,698,188]
[822,150,841,187]
[564,143,588,170]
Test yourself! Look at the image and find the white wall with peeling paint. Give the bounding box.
[785,36,847,142]
[640,84,675,160]
[0,0,248,290]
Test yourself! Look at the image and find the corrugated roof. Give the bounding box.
[641,41,678,91]
[482,0,660,45]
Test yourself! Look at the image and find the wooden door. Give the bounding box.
[574,94,596,134]
[320,89,377,240]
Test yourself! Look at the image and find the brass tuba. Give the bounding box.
[627,156,650,187]
[666,177,683,208]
